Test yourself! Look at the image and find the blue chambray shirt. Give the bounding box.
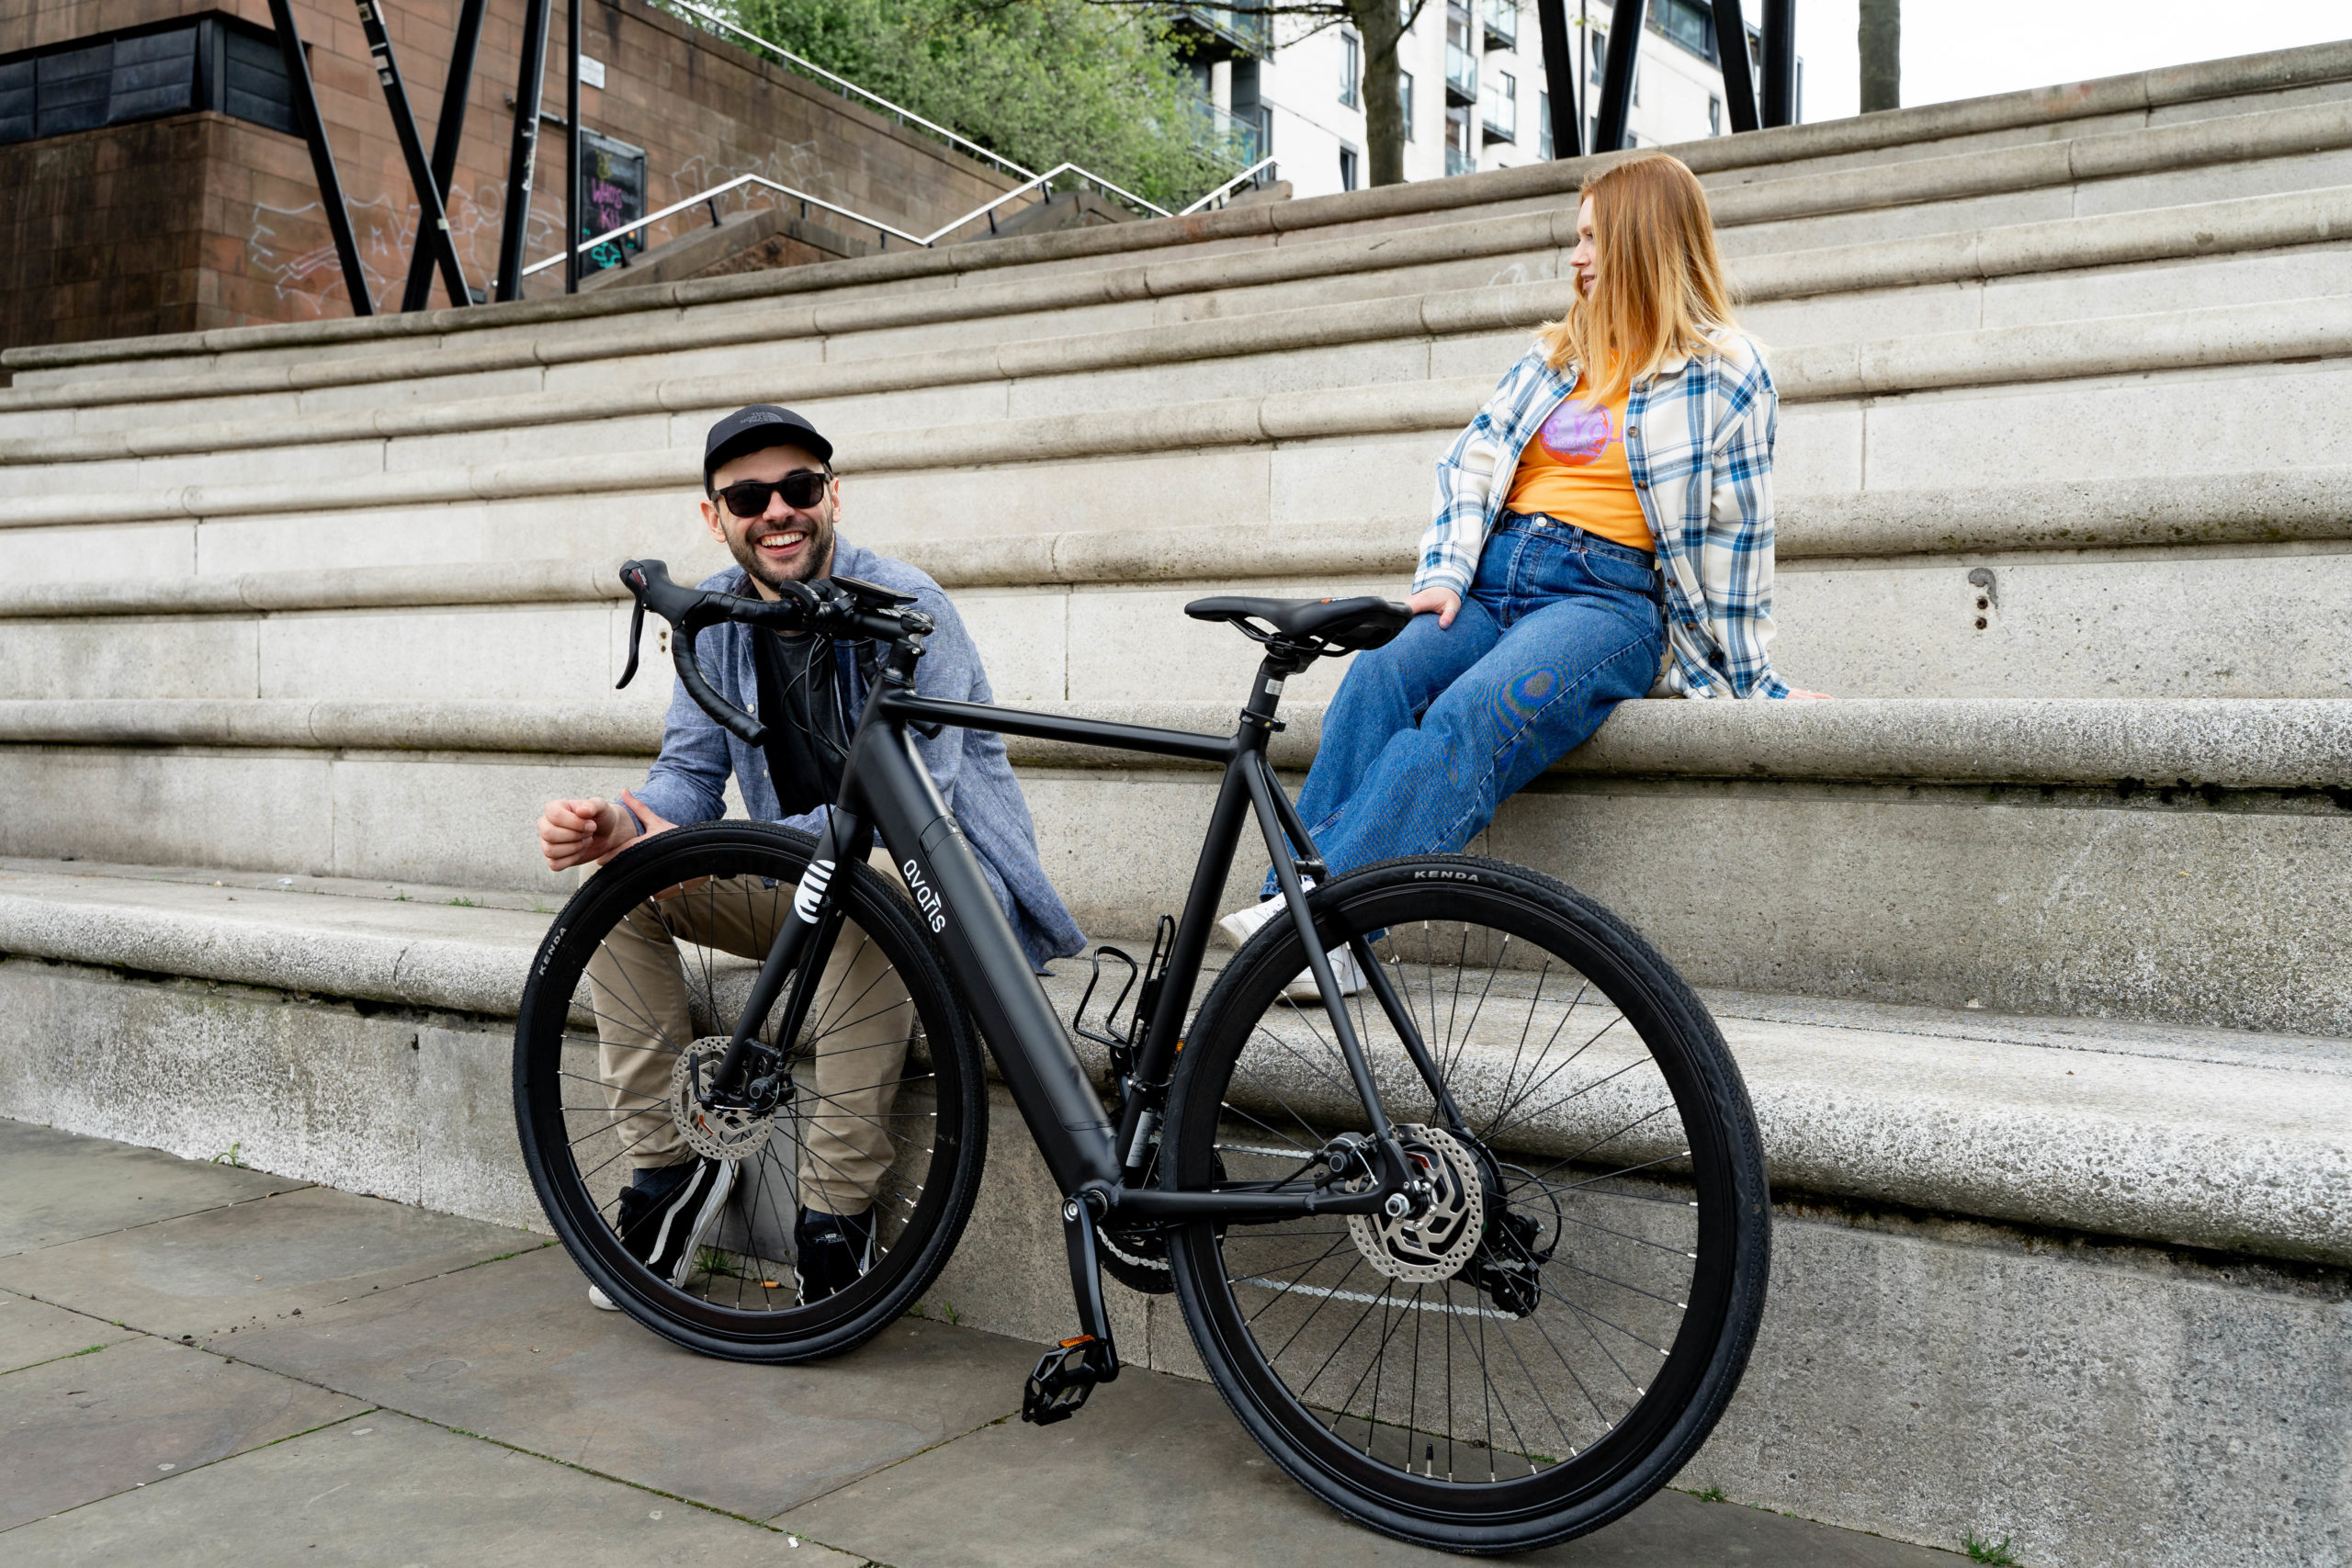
[626,537,1086,971]
[1416,334,1791,699]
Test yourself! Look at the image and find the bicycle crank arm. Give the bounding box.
[1091,1183,1401,1222]
[1022,1195,1122,1427]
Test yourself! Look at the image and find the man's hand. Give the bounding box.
[1406,586,1462,628]
[538,790,673,873]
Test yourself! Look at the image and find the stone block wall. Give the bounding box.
[0,0,1017,344]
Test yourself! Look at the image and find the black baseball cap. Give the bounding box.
[702,404,833,491]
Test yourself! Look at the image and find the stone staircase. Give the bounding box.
[5,40,2351,1568]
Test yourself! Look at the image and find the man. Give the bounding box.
[538,404,1084,1309]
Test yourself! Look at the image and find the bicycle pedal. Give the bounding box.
[1021,1334,1118,1426]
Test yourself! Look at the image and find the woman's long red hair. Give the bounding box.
[1538,153,1739,403]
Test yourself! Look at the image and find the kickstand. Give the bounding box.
[1021,1195,1121,1426]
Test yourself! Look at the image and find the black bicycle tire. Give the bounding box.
[1162,855,1770,1554]
[513,820,988,1363]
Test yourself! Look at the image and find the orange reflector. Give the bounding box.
[1058,1335,1097,1348]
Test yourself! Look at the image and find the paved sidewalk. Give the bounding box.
[0,1119,1965,1566]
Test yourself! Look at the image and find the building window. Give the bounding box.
[1400,69,1415,140]
[1483,69,1514,143]
[1538,89,1551,157]
[1588,28,1606,86]
[1340,29,1361,108]
[1340,145,1359,190]
[1708,94,1722,135]
[1650,0,1717,62]
[1632,65,1641,106]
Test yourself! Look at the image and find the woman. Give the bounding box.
[1227,153,1815,973]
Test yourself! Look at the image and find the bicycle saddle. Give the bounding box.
[1183,595,1413,651]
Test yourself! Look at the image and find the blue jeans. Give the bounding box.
[1273,513,1666,890]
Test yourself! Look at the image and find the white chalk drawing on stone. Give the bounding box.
[243,181,560,317]
[1489,261,1532,288]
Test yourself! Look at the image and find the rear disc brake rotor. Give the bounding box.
[669,1038,780,1162]
[1348,1124,1485,1282]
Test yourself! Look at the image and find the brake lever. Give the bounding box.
[616,596,647,690]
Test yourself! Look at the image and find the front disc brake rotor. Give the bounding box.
[1348,1124,1485,1282]
[669,1038,780,1162]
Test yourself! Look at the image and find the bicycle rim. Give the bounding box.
[1165,857,1769,1551]
[513,822,984,1360]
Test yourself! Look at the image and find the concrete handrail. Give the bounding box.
[6,695,2350,791]
[8,467,2352,620]
[9,163,2351,427]
[8,295,2352,527]
[8,38,2351,378]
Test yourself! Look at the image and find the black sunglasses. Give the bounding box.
[714,468,830,518]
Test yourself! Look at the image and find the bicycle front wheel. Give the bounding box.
[514,821,986,1362]
[1163,856,1769,1554]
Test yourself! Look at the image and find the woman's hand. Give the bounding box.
[1406,587,1462,628]
[536,789,673,874]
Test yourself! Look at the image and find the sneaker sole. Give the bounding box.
[667,1160,738,1288]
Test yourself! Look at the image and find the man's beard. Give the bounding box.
[725,506,836,592]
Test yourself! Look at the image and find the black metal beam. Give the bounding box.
[1710,0,1759,133]
[1534,0,1580,159]
[1760,0,1796,127]
[351,0,471,309]
[564,0,582,294]
[1589,0,1644,153]
[399,0,490,311]
[263,0,372,316]
[496,0,556,301]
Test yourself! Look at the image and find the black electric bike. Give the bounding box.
[513,561,1769,1554]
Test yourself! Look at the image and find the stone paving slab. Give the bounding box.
[775,1359,1967,1567]
[0,1184,543,1342]
[0,1118,294,1257]
[3,1410,861,1566]
[0,1333,365,1530]
[218,1244,1044,1520]
[0,1292,134,1372]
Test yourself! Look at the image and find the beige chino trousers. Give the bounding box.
[585,851,913,1216]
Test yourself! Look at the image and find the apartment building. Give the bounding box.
[1189,0,1785,199]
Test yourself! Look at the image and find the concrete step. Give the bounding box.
[10,479,2352,705]
[6,48,2350,416]
[11,184,2352,474]
[3,696,2349,1034]
[2,856,2342,1269]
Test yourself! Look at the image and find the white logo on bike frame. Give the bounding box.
[794,859,835,922]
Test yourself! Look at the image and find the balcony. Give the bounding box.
[1444,44,1477,105]
[1481,101,1514,143]
[1188,96,1266,168]
[1445,143,1476,176]
[1481,0,1516,51]
[1169,3,1269,62]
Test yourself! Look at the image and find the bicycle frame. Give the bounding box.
[686,629,1468,1264]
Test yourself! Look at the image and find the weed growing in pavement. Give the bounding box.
[1691,1486,1727,1503]
[209,1141,247,1168]
[1963,1531,2018,1565]
[448,897,479,908]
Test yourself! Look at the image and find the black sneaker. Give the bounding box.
[589,1158,735,1309]
[793,1207,876,1303]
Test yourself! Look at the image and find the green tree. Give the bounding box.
[724,0,1248,208]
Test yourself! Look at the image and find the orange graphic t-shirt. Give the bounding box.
[1501,377,1654,554]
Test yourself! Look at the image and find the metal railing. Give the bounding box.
[525,156,1282,279]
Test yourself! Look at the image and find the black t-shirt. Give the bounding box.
[751,627,852,816]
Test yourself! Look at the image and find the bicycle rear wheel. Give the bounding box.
[1163,855,1768,1553]
[514,821,986,1362]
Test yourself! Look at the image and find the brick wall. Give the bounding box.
[0,0,1018,343]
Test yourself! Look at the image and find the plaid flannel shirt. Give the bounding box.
[1414,333,1791,699]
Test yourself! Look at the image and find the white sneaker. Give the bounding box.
[1216,892,1292,949]
[588,1283,619,1311]
[1283,943,1366,1002]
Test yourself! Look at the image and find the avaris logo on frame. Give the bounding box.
[902,859,948,932]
